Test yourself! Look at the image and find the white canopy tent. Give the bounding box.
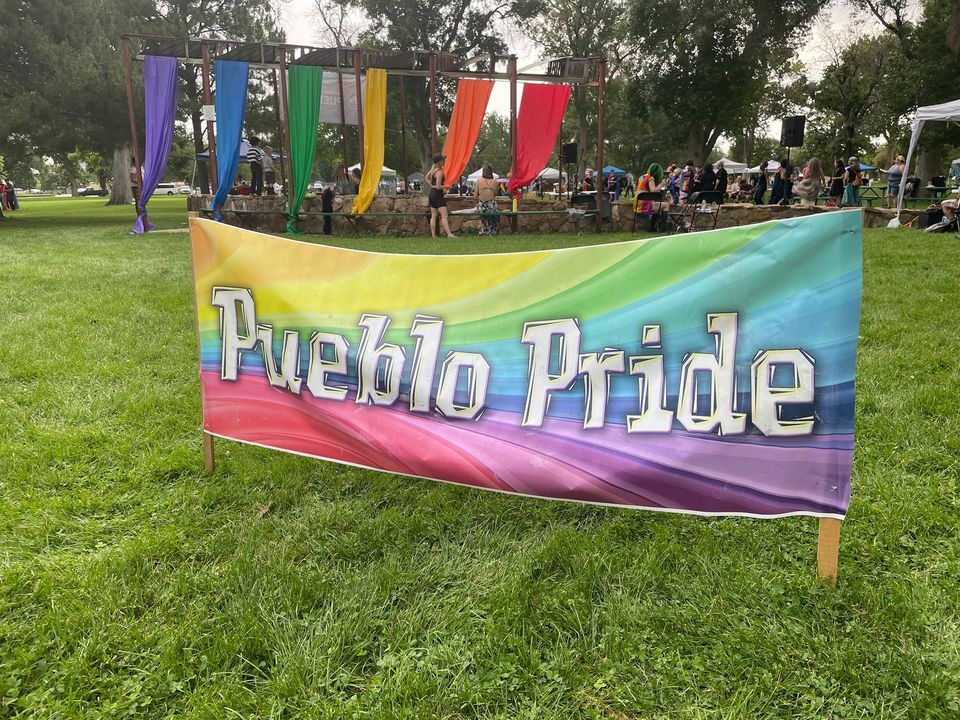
[467,168,500,180]
[746,160,780,175]
[536,167,568,180]
[716,157,748,174]
[349,163,397,176]
[896,98,960,223]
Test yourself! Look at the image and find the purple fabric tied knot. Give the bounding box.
[131,55,179,235]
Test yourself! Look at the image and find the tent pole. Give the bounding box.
[509,54,518,232]
[595,57,606,231]
[201,41,218,194]
[399,75,410,193]
[429,52,438,155]
[272,68,286,190]
[354,49,364,167]
[337,49,349,163]
[279,45,293,204]
[122,36,145,222]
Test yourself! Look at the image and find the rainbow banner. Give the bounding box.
[190,211,862,518]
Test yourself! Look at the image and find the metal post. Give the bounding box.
[278,46,293,204]
[428,52,438,155]
[508,55,518,232]
[399,75,410,193]
[271,68,286,190]
[354,48,365,167]
[336,49,349,162]
[201,41,218,193]
[122,36,145,223]
[595,58,607,231]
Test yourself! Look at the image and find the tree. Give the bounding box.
[628,0,828,164]
[806,35,892,160]
[351,0,540,171]
[523,0,636,176]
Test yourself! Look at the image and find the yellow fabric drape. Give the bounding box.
[352,68,387,214]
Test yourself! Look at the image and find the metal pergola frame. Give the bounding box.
[121,34,608,229]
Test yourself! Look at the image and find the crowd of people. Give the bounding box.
[625,155,913,210]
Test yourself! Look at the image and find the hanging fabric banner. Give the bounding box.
[441,79,494,184]
[210,60,249,221]
[319,74,366,125]
[508,84,571,194]
[285,64,324,233]
[190,211,862,519]
[131,55,178,234]
[351,68,387,215]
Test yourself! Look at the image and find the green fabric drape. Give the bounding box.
[286,65,323,233]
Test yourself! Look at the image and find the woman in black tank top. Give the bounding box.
[426,154,457,238]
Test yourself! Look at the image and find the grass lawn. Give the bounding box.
[1,197,959,719]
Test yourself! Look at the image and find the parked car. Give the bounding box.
[78,187,108,196]
[156,182,177,195]
[177,185,191,194]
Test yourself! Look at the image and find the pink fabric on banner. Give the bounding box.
[441,79,494,186]
[508,84,571,194]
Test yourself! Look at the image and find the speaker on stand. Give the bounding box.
[780,116,806,167]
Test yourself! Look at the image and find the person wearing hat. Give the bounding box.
[842,156,862,207]
[425,154,457,238]
[886,154,905,208]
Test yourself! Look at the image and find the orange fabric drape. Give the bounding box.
[441,79,494,185]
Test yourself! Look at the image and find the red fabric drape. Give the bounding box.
[508,84,571,194]
[441,79,494,185]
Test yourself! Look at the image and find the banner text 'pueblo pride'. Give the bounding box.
[190,212,862,519]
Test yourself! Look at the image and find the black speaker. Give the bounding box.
[562,142,578,164]
[780,116,806,148]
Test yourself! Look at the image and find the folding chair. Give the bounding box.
[632,191,666,231]
[677,191,724,233]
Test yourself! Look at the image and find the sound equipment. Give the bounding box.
[562,142,579,164]
[780,116,806,148]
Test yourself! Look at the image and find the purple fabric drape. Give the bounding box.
[131,55,179,234]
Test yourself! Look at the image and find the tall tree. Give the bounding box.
[523,0,636,175]
[629,0,827,164]
[350,0,540,171]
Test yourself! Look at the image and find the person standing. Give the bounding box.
[474,164,500,236]
[246,136,264,196]
[753,162,769,204]
[842,156,862,207]
[886,154,905,208]
[680,160,695,203]
[667,167,681,204]
[769,160,788,205]
[697,162,716,194]
[426,153,457,239]
[715,160,728,198]
[828,160,845,206]
[262,146,277,195]
[793,158,824,206]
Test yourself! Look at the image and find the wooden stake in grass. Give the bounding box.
[817,517,841,586]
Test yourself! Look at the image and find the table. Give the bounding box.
[925,186,950,199]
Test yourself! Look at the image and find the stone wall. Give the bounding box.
[189,194,920,236]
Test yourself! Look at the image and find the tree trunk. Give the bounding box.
[107,145,133,205]
[190,109,210,194]
[915,149,942,184]
[685,127,707,165]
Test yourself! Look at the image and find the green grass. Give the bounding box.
[1,198,959,719]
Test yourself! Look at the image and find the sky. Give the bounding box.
[277,0,917,131]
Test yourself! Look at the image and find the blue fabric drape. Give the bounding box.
[131,55,178,234]
[210,60,250,220]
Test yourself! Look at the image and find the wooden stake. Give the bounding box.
[817,517,841,586]
[202,432,215,474]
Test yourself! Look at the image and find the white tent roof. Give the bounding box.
[746,160,780,174]
[716,157,748,174]
[348,163,397,175]
[914,98,960,122]
[536,167,568,180]
[467,168,500,180]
